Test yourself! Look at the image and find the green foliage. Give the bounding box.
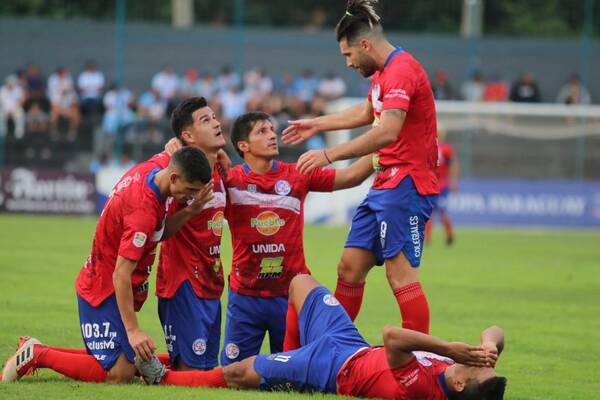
[0,0,597,37]
[1,214,600,399]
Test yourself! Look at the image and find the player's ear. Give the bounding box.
[452,377,466,393]
[237,140,249,154]
[169,171,179,184]
[180,129,193,145]
[359,38,371,51]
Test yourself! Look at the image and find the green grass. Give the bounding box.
[0,214,599,399]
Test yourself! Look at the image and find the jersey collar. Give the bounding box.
[146,167,163,201]
[384,46,404,67]
[242,160,278,174]
[437,373,450,396]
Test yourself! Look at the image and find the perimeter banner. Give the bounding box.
[0,167,96,215]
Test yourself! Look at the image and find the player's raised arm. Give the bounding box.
[382,326,494,370]
[282,99,373,145]
[113,256,156,361]
[297,108,405,174]
[161,180,215,240]
[480,326,504,366]
[332,155,374,190]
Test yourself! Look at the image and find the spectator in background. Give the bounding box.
[318,71,347,100]
[460,70,485,101]
[292,68,320,104]
[219,85,247,129]
[483,74,509,102]
[48,68,80,140]
[151,66,180,107]
[101,83,136,140]
[138,87,167,143]
[77,60,105,116]
[179,68,199,99]
[25,101,50,135]
[196,71,217,100]
[24,63,48,110]
[244,67,273,102]
[509,72,541,103]
[432,69,454,100]
[0,74,26,139]
[216,65,241,94]
[556,73,591,105]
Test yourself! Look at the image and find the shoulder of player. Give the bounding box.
[384,52,423,78]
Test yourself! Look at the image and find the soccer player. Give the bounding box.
[155,97,228,371]
[136,274,507,400]
[1,146,213,384]
[219,111,374,366]
[425,125,458,245]
[282,0,439,333]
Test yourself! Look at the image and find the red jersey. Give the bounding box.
[75,153,171,311]
[368,49,439,195]
[337,347,453,399]
[437,142,455,190]
[225,161,335,297]
[156,166,226,299]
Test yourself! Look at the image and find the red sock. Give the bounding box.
[283,300,300,351]
[46,346,88,355]
[156,352,171,367]
[162,368,227,387]
[36,345,107,382]
[334,278,365,321]
[394,282,430,334]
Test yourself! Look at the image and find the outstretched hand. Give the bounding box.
[297,150,330,174]
[282,119,320,145]
[446,342,497,368]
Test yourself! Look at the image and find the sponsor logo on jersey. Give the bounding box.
[323,294,340,306]
[252,243,286,254]
[192,338,207,355]
[251,211,285,236]
[209,245,220,255]
[212,258,222,273]
[247,184,257,193]
[133,232,147,247]
[409,216,421,258]
[225,343,240,359]
[257,256,284,279]
[372,154,383,172]
[274,179,291,196]
[207,211,224,236]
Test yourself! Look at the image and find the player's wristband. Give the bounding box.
[323,150,333,164]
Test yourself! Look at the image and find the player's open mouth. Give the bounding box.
[215,131,222,137]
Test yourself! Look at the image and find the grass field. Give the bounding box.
[0,214,599,399]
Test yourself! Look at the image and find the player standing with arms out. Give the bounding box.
[155,97,228,371]
[425,125,458,245]
[136,274,507,400]
[2,147,213,383]
[219,112,374,366]
[283,0,439,333]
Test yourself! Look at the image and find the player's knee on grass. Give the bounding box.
[384,251,419,289]
[223,356,261,389]
[105,358,137,383]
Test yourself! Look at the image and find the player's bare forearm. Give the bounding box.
[162,209,195,240]
[332,155,374,190]
[315,101,373,131]
[480,326,504,355]
[383,326,451,368]
[113,256,140,333]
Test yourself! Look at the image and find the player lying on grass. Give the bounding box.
[1,147,214,384]
[134,274,507,400]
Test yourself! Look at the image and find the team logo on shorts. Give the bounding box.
[251,211,285,236]
[207,211,224,236]
[133,232,147,248]
[274,179,291,196]
[192,338,207,355]
[323,294,340,306]
[225,343,240,359]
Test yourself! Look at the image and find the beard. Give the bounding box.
[357,59,377,78]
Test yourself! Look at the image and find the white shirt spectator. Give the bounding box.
[151,68,180,100]
[196,75,217,99]
[219,89,247,120]
[216,67,241,94]
[102,87,135,135]
[244,68,273,100]
[78,69,105,100]
[47,70,75,105]
[318,74,347,100]
[0,80,25,113]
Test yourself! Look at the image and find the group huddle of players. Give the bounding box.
[2,1,506,399]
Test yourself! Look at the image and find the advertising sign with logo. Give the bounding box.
[0,168,96,215]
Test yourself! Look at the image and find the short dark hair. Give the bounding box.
[230,112,271,158]
[448,376,507,400]
[170,97,208,140]
[335,0,382,43]
[170,146,212,184]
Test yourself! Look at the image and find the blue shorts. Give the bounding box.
[158,280,221,369]
[345,176,437,267]
[434,187,450,213]
[254,286,369,393]
[220,289,287,366]
[77,294,135,370]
